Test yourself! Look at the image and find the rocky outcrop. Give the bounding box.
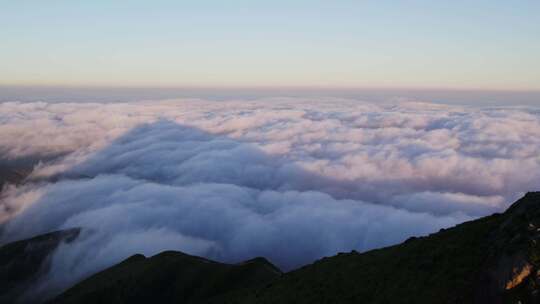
[478,192,540,304]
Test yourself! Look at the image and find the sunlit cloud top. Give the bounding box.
[1,1,539,90]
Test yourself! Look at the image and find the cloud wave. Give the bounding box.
[1,98,539,296]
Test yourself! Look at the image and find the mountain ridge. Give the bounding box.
[50,249,282,304]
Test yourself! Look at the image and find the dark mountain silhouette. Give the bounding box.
[230,192,540,304]
[51,251,281,304]
[0,228,80,303]
[40,192,540,304]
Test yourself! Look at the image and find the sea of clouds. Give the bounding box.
[1,97,540,296]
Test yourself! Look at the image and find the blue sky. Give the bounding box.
[1,0,539,90]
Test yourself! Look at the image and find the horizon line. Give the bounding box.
[2,84,540,94]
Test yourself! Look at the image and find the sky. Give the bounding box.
[1,2,540,299]
[1,0,539,90]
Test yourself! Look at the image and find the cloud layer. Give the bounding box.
[1,98,539,296]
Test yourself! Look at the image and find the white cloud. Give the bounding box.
[1,97,539,296]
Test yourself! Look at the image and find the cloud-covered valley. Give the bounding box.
[1,97,539,295]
